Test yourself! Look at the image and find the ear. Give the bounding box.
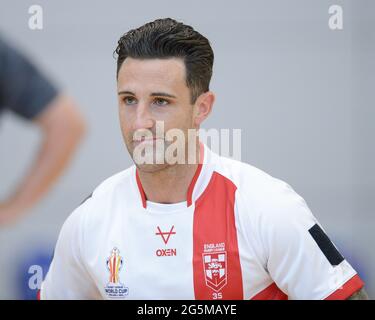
[193,91,215,127]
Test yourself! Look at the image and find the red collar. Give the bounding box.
[136,142,205,209]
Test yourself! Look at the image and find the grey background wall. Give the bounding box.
[0,0,373,299]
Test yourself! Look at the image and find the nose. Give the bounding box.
[133,102,154,131]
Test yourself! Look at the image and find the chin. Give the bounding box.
[135,163,170,173]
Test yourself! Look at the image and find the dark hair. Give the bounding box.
[114,18,214,104]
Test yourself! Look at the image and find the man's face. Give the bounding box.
[117,57,197,172]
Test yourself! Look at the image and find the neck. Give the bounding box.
[137,141,201,204]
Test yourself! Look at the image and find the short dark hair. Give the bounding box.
[114,18,214,104]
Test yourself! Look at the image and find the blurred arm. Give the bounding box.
[347,288,370,300]
[0,94,86,225]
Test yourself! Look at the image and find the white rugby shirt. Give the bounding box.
[40,142,364,300]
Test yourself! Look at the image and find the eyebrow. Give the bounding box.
[118,90,177,99]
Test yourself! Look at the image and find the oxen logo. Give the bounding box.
[155,225,176,244]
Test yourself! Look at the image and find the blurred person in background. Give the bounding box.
[0,35,86,226]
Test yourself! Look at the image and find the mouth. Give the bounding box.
[132,137,164,146]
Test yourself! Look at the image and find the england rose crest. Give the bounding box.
[203,251,227,292]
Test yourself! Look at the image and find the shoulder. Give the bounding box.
[89,166,135,200]
[214,153,314,226]
[213,155,317,261]
[61,166,135,234]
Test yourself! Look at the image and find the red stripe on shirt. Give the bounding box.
[187,142,204,207]
[135,169,147,209]
[324,274,364,300]
[193,171,243,299]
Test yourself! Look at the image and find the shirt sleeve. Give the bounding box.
[0,37,58,119]
[40,201,100,299]
[259,180,364,300]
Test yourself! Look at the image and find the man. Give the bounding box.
[41,18,368,300]
[0,35,86,225]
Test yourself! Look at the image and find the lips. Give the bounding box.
[133,137,159,142]
[132,137,164,146]
[141,137,156,141]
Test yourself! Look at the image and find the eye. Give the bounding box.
[153,98,169,107]
[123,96,137,105]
